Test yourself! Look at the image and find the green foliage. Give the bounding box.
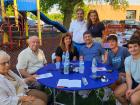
[47,13,63,22]
[6,5,14,16]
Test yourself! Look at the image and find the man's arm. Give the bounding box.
[19,69,32,78]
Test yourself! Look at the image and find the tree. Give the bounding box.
[41,0,83,29]
[40,0,128,29]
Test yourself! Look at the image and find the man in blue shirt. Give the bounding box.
[79,31,107,98]
[106,35,130,73]
[80,31,106,62]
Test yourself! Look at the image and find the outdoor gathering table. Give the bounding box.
[36,61,118,105]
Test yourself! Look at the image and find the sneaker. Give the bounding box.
[103,87,112,101]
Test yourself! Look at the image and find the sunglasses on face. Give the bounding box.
[0,61,10,66]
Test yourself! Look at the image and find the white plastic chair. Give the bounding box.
[51,52,56,63]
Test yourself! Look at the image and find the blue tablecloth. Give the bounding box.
[36,61,118,91]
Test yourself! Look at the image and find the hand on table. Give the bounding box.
[26,75,37,82]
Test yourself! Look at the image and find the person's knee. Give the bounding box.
[32,99,46,105]
[114,89,121,98]
[130,95,140,105]
[28,89,48,103]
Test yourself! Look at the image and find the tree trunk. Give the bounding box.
[63,7,74,30]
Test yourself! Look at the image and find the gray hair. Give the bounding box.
[0,50,10,60]
[28,36,39,43]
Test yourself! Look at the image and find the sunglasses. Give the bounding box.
[0,61,10,66]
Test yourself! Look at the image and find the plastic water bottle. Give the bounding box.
[63,51,69,74]
[92,57,97,78]
[82,77,88,86]
[79,57,84,74]
[62,52,65,62]
[65,51,69,60]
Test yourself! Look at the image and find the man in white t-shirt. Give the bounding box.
[69,8,87,52]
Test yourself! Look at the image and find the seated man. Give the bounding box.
[106,35,130,87]
[104,35,130,103]
[114,38,140,105]
[16,36,47,87]
[79,31,107,98]
[80,31,107,62]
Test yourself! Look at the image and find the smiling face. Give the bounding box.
[108,40,118,49]
[128,43,140,56]
[76,10,84,21]
[89,12,98,23]
[28,36,40,52]
[64,36,72,46]
[83,33,93,45]
[0,53,10,75]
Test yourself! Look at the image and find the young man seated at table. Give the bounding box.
[80,31,107,62]
[16,36,47,89]
[104,35,130,102]
[114,38,140,105]
[79,31,107,98]
[106,35,130,85]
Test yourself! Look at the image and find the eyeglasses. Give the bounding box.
[0,61,10,66]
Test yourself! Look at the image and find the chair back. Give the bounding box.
[51,52,56,63]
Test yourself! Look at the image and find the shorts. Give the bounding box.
[132,77,139,89]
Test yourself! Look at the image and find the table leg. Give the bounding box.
[53,88,56,105]
[73,91,76,105]
[53,89,65,105]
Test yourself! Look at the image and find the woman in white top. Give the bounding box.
[0,50,47,105]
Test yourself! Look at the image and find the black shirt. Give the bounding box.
[88,22,105,38]
[55,46,79,61]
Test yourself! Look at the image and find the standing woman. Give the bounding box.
[55,33,79,62]
[87,10,105,42]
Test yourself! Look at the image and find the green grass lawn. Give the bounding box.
[54,90,116,105]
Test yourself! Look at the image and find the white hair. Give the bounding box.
[0,50,10,60]
[28,36,39,43]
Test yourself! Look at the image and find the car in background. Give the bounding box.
[102,20,120,26]
[27,17,37,27]
[3,16,45,27]
[120,19,139,29]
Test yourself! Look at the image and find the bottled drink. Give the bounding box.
[92,57,97,78]
[82,77,88,86]
[65,51,69,60]
[63,51,70,74]
[63,61,69,74]
[92,57,97,67]
[79,57,84,74]
[62,52,65,62]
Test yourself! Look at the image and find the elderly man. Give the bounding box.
[16,36,47,84]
